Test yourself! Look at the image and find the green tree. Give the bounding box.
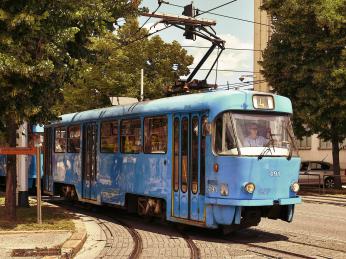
[0,0,139,220]
[261,0,346,188]
[60,20,193,113]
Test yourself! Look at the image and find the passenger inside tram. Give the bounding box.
[243,123,268,147]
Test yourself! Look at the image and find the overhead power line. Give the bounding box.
[120,24,172,48]
[161,1,271,27]
[218,79,266,87]
[195,0,239,17]
[138,3,162,31]
[182,45,263,52]
[200,11,271,27]
[188,68,260,73]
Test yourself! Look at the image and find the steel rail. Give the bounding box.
[50,199,143,259]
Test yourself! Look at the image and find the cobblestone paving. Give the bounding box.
[96,219,134,259]
[66,199,346,258]
[127,220,191,259]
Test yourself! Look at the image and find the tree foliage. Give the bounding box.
[60,20,193,113]
[0,0,139,220]
[261,0,346,185]
[0,0,140,127]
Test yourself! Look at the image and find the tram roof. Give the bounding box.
[52,90,292,126]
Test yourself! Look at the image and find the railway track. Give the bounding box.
[95,217,142,259]
[50,199,143,259]
[50,199,201,259]
[48,198,346,259]
[175,226,201,259]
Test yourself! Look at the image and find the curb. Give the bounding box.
[0,230,70,235]
[43,219,87,259]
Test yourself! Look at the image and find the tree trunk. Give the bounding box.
[5,115,17,221]
[331,136,342,189]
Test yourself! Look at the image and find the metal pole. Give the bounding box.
[36,146,42,224]
[140,69,144,101]
[18,122,29,207]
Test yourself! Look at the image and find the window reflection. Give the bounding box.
[144,116,167,154]
[121,119,141,154]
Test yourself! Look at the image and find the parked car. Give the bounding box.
[299,161,346,188]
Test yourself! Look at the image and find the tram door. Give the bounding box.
[82,123,98,200]
[43,127,53,193]
[172,113,206,221]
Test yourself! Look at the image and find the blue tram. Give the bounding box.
[0,125,44,190]
[44,90,301,230]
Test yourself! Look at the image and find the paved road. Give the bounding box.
[189,197,346,258]
[71,197,346,259]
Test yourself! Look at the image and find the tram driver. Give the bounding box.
[243,123,268,147]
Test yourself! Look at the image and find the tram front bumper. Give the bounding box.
[205,196,301,206]
[205,197,301,228]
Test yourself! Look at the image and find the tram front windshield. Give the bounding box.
[215,112,296,156]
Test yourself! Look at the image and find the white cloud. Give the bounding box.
[139,21,254,87]
[180,33,254,85]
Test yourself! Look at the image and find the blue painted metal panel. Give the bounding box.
[27,153,44,180]
[55,91,293,128]
[0,155,6,177]
[207,156,301,201]
[212,205,236,225]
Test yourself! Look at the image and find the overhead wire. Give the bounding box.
[216,80,267,90]
[181,45,263,52]
[121,24,172,48]
[161,1,271,27]
[138,3,162,31]
[195,0,239,17]
[188,68,260,73]
[118,3,168,48]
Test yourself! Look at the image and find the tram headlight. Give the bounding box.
[290,182,300,193]
[244,182,256,194]
[220,183,229,196]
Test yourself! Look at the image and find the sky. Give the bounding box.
[137,0,255,87]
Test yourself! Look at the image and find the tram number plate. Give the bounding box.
[208,180,217,193]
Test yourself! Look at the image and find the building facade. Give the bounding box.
[253,0,271,92]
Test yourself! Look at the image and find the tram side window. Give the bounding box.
[101,121,118,153]
[144,116,167,154]
[67,125,80,153]
[121,119,141,154]
[215,114,237,155]
[55,127,67,153]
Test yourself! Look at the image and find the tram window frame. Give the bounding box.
[173,117,180,192]
[143,116,168,154]
[100,120,119,153]
[200,115,207,195]
[181,117,188,193]
[67,125,81,153]
[213,113,238,156]
[120,118,142,154]
[54,127,67,153]
[191,116,199,194]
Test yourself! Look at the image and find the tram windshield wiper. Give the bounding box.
[258,132,275,160]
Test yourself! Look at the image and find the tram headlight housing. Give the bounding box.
[220,183,229,196]
[290,182,300,193]
[244,182,256,194]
